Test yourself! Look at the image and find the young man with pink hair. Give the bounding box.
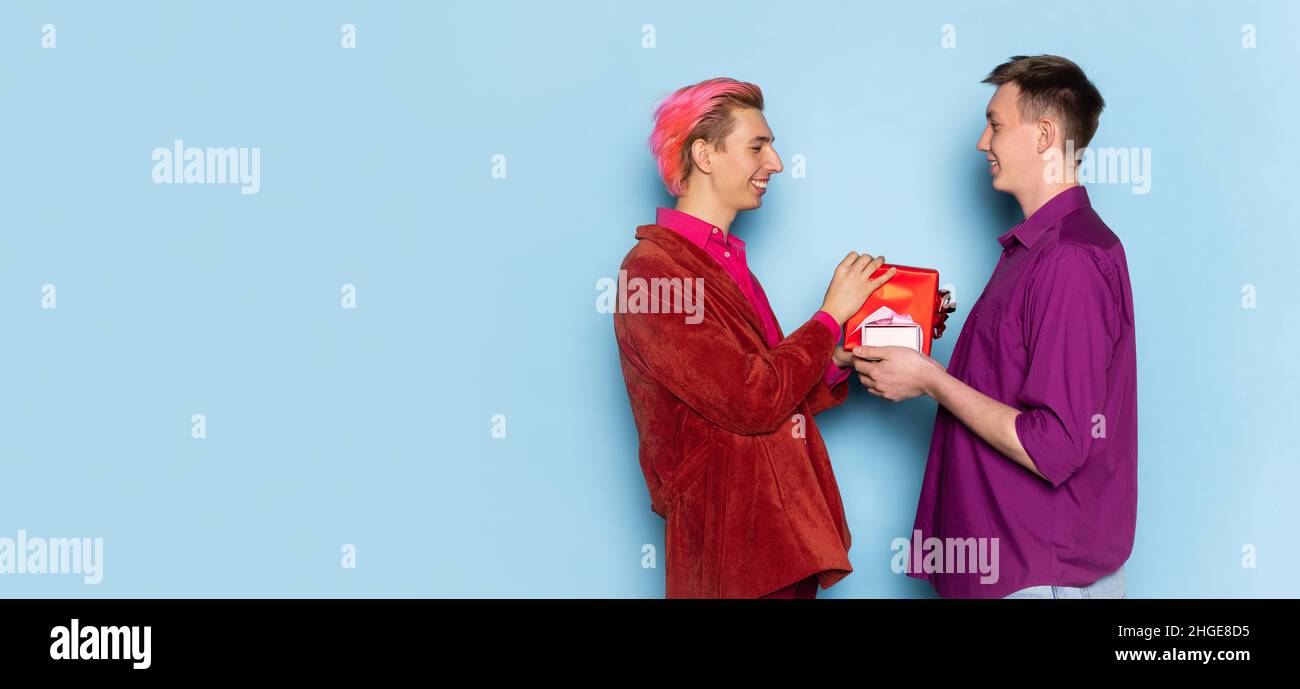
[613,77,895,598]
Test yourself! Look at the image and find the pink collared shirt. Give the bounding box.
[654,207,850,389]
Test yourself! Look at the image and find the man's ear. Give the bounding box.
[690,138,713,175]
[1035,117,1057,156]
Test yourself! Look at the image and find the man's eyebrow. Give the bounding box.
[986,110,998,122]
[749,135,774,144]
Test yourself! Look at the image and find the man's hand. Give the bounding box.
[859,346,1044,481]
[820,253,897,325]
[852,345,946,402]
[831,346,855,370]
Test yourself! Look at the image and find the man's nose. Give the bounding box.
[768,149,784,174]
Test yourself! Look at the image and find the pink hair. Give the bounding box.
[648,77,765,197]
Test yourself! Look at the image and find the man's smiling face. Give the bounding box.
[976,82,1045,197]
[706,107,784,211]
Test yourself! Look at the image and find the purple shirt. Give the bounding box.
[911,186,1138,598]
[655,207,850,388]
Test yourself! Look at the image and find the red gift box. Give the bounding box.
[843,264,955,356]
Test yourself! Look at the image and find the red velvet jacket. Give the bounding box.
[614,224,854,598]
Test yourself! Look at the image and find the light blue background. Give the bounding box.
[1,0,1295,597]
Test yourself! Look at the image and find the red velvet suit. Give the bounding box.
[613,224,854,598]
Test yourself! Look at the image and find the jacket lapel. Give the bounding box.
[634,224,768,345]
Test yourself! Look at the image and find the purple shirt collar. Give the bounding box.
[998,185,1091,250]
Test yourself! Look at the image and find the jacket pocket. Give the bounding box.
[652,416,714,518]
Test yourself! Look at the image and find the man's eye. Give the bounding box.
[751,146,762,152]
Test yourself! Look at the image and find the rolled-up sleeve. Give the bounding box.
[1013,245,1118,487]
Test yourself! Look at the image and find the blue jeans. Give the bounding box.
[1003,566,1126,599]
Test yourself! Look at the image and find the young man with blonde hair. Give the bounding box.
[855,56,1137,599]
